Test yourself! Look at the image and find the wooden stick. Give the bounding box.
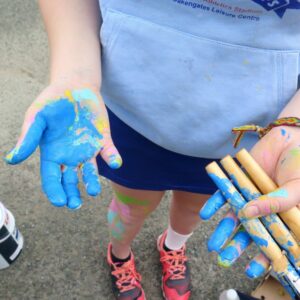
[236,149,300,241]
[221,155,300,267]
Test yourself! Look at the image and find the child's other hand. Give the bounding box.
[200,126,300,277]
[240,126,300,218]
[5,84,122,210]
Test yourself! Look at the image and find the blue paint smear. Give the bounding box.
[281,128,287,136]
[107,210,124,236]
[108,154,122,169]
[62,166,82,210]
[280,264,300,299]
[107,210,116,224]
[41,160,67,207]
[230,174,260,201]
[207,217,237,252]
[208,173,245,211]
[73,88,98,103]
[209,172,270,248]
[251,234,269,247]
[246,260,267,279]
[199,190,225,220]
[5,113,47,164]
[268,189,289,198]
[82,162,101,196]
[218,230,251,266]
[229,173,297,261]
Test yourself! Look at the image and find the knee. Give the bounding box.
[172,193,209,215]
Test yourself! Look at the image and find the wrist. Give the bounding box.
[49,68,101,91]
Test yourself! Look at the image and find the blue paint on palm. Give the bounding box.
[199,190,226,220]
[40,98,102,166]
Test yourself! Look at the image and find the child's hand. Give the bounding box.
[241,126,300,218]
[5,85,122,209]
[200,126,300,277]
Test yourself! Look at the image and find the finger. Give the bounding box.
[207,210,239,253]
[240,182,300,218]
[100,139,122,169]
[62,166,82,210]
[245,253,270,279]
[5,112,46,164]
[218,227,252,268]
[71,89,123,169]
[199,190,226,220]
[41,160,67,207]
[82,158,101,196]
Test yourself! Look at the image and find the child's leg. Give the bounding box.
[108,182,165,259]
[169,191,209,235]
[157,191,209,299]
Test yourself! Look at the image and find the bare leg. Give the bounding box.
[108,182,165,259]
[170,191,210,235]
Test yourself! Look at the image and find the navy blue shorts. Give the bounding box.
[96,109,217,194]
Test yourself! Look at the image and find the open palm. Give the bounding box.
[5,88,122,209]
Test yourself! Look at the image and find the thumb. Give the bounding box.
[240,181,300,218]
[100,137,122,169]
[4,109,46,164]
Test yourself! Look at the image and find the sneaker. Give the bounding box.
[107,243,146,300]
[157,231,192,300]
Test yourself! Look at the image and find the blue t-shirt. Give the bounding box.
[99,0,300,158]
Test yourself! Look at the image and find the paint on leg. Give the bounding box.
[115,190,152,215]
[108,199,126,240]
[115,191,149,206]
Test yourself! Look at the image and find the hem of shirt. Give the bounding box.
[99,171,216,195]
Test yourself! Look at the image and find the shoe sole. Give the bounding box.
[161,277,168,300]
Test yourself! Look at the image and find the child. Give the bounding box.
[5,0,300,299]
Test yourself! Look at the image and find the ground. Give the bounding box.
[0,1,258,299]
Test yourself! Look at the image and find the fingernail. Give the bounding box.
[109,155,122,169]
[67,197,82,210]
[87,183,101,196]
[4,149,15,163]
[241,205,260,218]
